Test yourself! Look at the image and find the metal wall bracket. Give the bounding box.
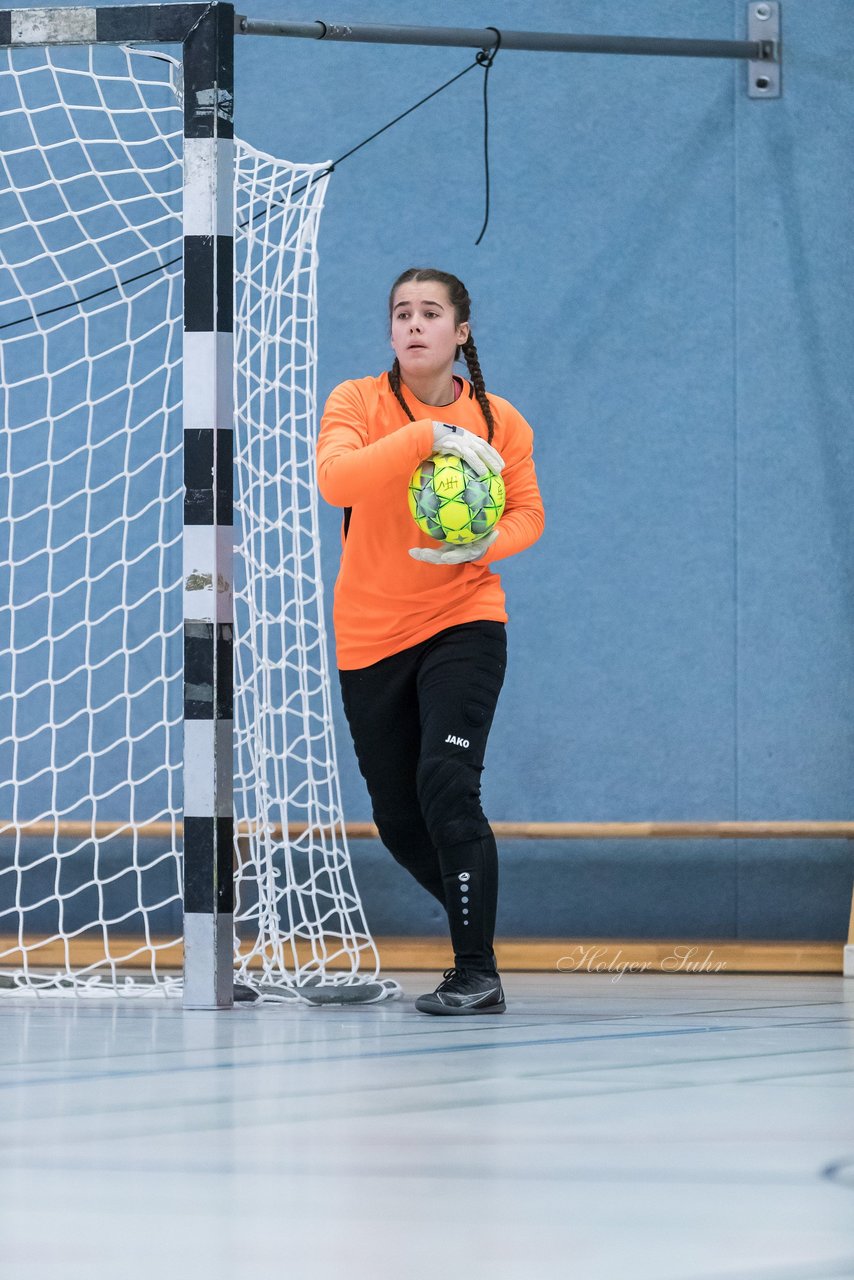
[748,2,781,98]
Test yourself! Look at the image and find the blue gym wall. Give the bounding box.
[7,0,854,943]
[240,0,852,944]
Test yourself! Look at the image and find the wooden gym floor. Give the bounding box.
[1,971,853,1279]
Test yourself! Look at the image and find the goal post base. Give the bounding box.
[183,912,234,1008]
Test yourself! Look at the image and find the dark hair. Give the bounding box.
[387,267,495,444]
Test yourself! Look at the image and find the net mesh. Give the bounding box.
[0,43,390,1000]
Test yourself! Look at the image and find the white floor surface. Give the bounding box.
[1,972,853,1280]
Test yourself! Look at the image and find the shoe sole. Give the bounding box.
[414,998,506,1016]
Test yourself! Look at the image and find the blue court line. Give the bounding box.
[0,1022,757,1088]
[2,1012,851,1090]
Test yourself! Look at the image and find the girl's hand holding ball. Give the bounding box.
[431,422,505,478]
[409,527,499,566]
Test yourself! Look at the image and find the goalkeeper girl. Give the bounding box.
[317,267,544,1015]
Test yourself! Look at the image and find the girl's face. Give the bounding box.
[390,281,470,375]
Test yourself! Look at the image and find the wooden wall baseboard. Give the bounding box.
[0,936,846,975]
[3,820,854,839]
[375,938,844,973]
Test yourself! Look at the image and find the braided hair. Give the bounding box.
[387,267,496,445]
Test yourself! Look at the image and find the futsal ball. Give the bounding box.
[408,453,506,545]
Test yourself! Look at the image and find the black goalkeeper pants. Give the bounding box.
[338,620,507,974]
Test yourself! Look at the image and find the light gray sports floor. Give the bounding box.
[1,972,853,1280]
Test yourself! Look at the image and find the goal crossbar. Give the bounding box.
[0,5,209,47]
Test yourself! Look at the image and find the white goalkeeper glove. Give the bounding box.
[431,422,504,478]
[409,528,499,566]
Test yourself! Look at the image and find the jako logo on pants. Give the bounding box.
[445,734,470,748]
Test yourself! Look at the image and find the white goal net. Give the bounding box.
[0,42,390,999]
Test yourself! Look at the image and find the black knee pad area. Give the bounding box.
[373,812,434,871]
[415,753,492,849]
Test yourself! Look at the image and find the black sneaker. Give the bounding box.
[414,967,506,1016]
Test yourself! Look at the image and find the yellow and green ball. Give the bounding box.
[408,453,506,545]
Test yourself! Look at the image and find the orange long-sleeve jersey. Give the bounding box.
[317,372,545,670]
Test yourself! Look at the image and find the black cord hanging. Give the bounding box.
[3,36,505,333]
[249,54,487,222]
[474,27,502,246]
